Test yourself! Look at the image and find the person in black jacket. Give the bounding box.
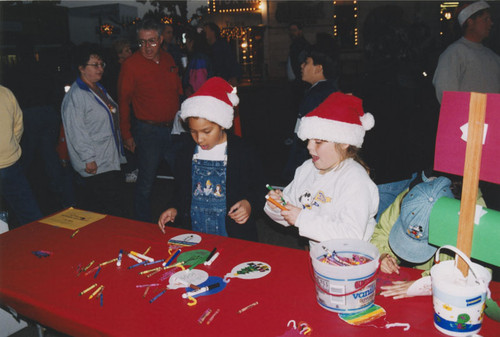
[282,42,339,183]
[158,77,262,241]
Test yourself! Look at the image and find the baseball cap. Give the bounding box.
[388,176,454,264]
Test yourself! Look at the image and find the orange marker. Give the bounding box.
[265,195,288,211]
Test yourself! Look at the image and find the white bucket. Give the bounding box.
[310,239,380,313]
[431,245,491,336]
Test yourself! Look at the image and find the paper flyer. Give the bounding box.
[39,207,106,230]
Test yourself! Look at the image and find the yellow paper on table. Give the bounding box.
[39,207,106,230]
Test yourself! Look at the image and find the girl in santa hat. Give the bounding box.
[264,92,379,242]
[158,77,262,241]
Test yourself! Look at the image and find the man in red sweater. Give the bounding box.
[118,19,182,222]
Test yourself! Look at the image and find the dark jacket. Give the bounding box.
[298,79,338,118]
[171,133,263,241]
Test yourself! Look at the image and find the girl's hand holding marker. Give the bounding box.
[265,185,302,226]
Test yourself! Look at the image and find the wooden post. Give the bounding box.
[456,92,487,277]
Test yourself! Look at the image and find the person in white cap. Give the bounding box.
[158,77,262,241]
[433,0,500,103]
[264,92,379,242]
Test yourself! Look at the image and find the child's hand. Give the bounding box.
[380,280,416,299]
[158,208,177,234]
[228,200,251,224]
[265,190,284,210]
[380,253,400,274]
[281,204,301,226]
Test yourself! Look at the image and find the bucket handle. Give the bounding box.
[434,245,490,298]
[308,257,379,297]
[435,245,481,281]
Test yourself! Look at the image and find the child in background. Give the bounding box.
[265,92,379,242]
[158,77,262,241]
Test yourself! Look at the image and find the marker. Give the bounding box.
[89,285,104,300]
[265,195,288,211]
[99,258,118,267]
[71,229,80,238]
[128,261,148,269]
[139,267,162,275]
[79,283,97,296]
[206,308,220,325]
[198,308,212,324]
[144,259,165,266]
[130,251,154,263]
[94,266,101,279]
[149,289,167,303]
[100,292,103,307]
[204,251,220,266]
[182,283,220,298]
[266,184,287,205]
[127,253,142,263]
[205,248,217,262]
[238,301,259,314]
[163,249,181,267]
[117,250,123,267]
[136,283,160,288]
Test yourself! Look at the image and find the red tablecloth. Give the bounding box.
[0,215,499,337]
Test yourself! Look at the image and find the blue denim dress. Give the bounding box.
[190,147,228,236]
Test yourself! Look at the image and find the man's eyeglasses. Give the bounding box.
[86,62,106,69]
[138,38,159,48]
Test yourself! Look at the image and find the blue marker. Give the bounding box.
[145,259,165,266]
[163,249,181,267]
[116,249,123,267]
[94,266,101,279]
[128,261,148,269]
[150,289,166,303]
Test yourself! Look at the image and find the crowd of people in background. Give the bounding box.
[1,3,499,293]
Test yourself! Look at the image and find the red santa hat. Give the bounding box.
[180,77,239,129]
[297,92,374,148]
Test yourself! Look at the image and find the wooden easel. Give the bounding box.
[456,92,487,277]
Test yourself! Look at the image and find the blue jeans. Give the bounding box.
[0,160,42,227]
[134,121,175,223]
[376,172,417,222]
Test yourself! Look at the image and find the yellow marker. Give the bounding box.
[89,285,104,300]
[83,260,95,272]
[71,229,80,238]
[143,246,151,255]
[163,261,185,270]
[79,283,97,296]
[99,258,118,267]
[139,267,162,275]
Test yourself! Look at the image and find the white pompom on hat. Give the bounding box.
[297,92,374,148]
[180,76,239,129]
[458,1,490,27]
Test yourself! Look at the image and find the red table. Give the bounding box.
[1,215,499,337]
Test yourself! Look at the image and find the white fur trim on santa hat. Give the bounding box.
[180,95,234,129]
[298,116,368,148]
[360,112,375,131]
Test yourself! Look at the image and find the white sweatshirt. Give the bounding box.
[264,158,379,242]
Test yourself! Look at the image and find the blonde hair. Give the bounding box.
[335,143,370,174]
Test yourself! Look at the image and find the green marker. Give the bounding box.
[265,184,286,205]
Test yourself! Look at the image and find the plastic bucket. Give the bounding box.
[310,239,380,313]
[431,245,491,336]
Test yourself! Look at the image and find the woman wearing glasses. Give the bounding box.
[61,43,126,216]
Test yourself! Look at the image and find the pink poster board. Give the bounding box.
[434,91,500,185]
